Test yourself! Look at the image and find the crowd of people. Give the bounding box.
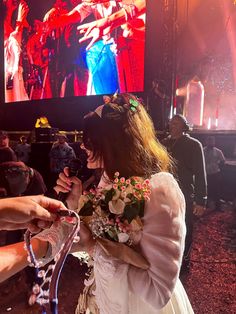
[4,0,146,102]
[0,91,230,313]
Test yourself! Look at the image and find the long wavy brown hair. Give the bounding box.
[83,93,172,180]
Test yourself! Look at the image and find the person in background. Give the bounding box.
[0,161,47,198]
[147,78,168,130]
[15,136,31,165]
[103,95,111,104]
[0,161,47,245]
[0,131,17,164]
[204,136,225,211]
[49,134,76,185]
[162,114,207,271]
[0,161,48,289]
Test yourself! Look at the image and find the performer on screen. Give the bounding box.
[45,1,124,95]
[43,0,83,98]
[4,0,29,102]
[26,20,53,99]
[76,0,146,93]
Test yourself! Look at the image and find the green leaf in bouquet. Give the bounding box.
[130,178,137,185]
[123,203,140,223]
[106,228,118,241]
[138,199,145,218]
[104,188,115,203]
[78,200,94,216]
[123,200,145,223]
[127,193,135,202]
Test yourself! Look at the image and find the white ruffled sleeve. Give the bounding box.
[127,172,186,310]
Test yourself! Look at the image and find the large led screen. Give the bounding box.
[3,0,146,103]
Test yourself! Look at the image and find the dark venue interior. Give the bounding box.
[0,1,235,313]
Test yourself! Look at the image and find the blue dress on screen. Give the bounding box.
[86,39,119,95]
[74,2,120,95]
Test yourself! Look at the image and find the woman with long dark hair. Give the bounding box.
[54,93,194,313]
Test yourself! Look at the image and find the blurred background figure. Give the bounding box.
[49,133,76,185]
[0,161,46,199]
[162,114,207,272]
[15,136,31,165]
[204,136,225,211]
[103,95,111,104]
[0,161,46,245]
[0,131,17,163]
[147,78,168,130]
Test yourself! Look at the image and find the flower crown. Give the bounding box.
[94,94,140,118]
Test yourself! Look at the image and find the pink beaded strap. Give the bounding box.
[24,210,80,314]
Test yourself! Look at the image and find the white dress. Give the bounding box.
[4,32,29,103]
[82,172,194,314]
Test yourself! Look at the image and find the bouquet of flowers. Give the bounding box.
[78,172,151,246]
[76,173,151,313]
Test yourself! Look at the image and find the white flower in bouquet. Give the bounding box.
[118,232,129,243]
[109,199,126,215]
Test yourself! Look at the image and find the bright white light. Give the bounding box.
[169,105,173,119]
[207,117,211,130]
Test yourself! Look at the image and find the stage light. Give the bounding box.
[207,117,211,130]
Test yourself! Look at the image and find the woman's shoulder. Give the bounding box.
[149,172,185,207]
[150,171,177,188]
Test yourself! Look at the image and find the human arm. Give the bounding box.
[127,173,186,309]
[0,214,77,283]
[54,167,82,210]
[44,5,84,30]
[26,37,35,65]
[0,195,66,232]
[15,1,29,32]
[77,0,146,50]
[10,1,29,46]
[0,238,47,283]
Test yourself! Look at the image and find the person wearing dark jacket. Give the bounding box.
[162,114,207,270]
[0,161,47,245]
[0,131,17,163]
